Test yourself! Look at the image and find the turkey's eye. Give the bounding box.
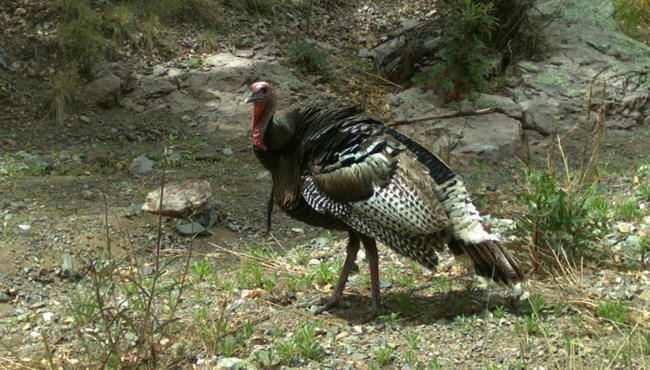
[259,86,268,94]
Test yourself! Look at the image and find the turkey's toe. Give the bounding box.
[300,295,341,314]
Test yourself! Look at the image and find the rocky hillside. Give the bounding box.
[1,0,649,369]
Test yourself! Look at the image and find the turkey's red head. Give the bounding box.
[245,81,275,151]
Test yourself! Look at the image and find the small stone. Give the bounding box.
[143,181,212,217]
[142,265,156,276]
[222,147,233,156]
[0,292,12,303]
[639,288,650,302]
[152,64,167,76]
[79,115,90,123]
[128,156,155,176]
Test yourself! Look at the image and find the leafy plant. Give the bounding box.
[374,345,393,366]
[412,0,497,102]
[274,321,323,364]
[198,28,219,53]
[190,260,211,281]
[613,0,650,38]
[638,183,650,201]
[616,199,644,221]
[597,300,628,326]
[285,42,329,75]
[516,169,608,264]
[493,305,507,319]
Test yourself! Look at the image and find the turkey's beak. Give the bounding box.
[244,92,257,104]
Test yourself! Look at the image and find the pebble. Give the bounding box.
[0,292,12,303]
[80,190,95,200]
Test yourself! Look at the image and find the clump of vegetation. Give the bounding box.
[597,300,629,327]
[412,0,496,102]
[613,0,650,39]
[516,169,608,265]
[198,29,219,53]
[275,321,323,364]
[43,66,81,124]
[285,42,330,75]
[55,0,108,77]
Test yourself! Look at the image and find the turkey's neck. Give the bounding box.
[253,98,294,152]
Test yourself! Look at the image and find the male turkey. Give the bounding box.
[245,81,524,319]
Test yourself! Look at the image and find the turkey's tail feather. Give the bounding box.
[449,238,525,287]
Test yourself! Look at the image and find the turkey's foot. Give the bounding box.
[356,302,382,323]
[300,295,341,315]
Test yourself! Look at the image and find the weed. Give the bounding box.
[516,169,608,264]
[285,42,329,75]
[493,305,507,319]
[276,339,296,364]
[56,6,107,76]
[254,349,281,367]
[613,0,650,38]
[312,259,340,286]
[406,333,420,349]
[462,279,478,296]
[433,276,452,292]
[274,321,322,364]
[522,315,541,335]
[43,67,80,124]
[454,314,476,328]
[294,322,322,360]
[616,199,644,221]
[403,349,418,367]
[397,274,415,288]
[429,357,442,369]
[638,183,650,201]
[190,260,211,281]
[186,58,204,69]
[640,332,650,354]
[374,345,393,366]
[597,300,628,326]
[198,28,219,53]
[105,3,137,46]
[528,293,547,314]
[67,184,192,367]
[412,0,496,102]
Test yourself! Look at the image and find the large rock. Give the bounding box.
[83,70,122,108]
[142,181,213,217]
[520,98,562,135]
[388,88,521,164]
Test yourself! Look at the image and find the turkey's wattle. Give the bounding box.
[245,80,525,320]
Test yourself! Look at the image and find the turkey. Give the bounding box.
[245,81,525,319]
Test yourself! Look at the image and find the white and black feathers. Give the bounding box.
[245,81,525,318]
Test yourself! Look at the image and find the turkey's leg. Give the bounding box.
[305,231,360,314]
[265,188,274,234]
[360,235,381,321]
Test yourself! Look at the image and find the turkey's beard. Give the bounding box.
[251,101,270,151]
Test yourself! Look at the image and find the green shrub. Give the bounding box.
[516,169,608,264]
[285,42,329,75]
[597,300,628,326]
[613,0,650,38]
[56,5,107,76]
[412,0,496,102]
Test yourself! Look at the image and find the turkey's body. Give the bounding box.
[246,81,524,319]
